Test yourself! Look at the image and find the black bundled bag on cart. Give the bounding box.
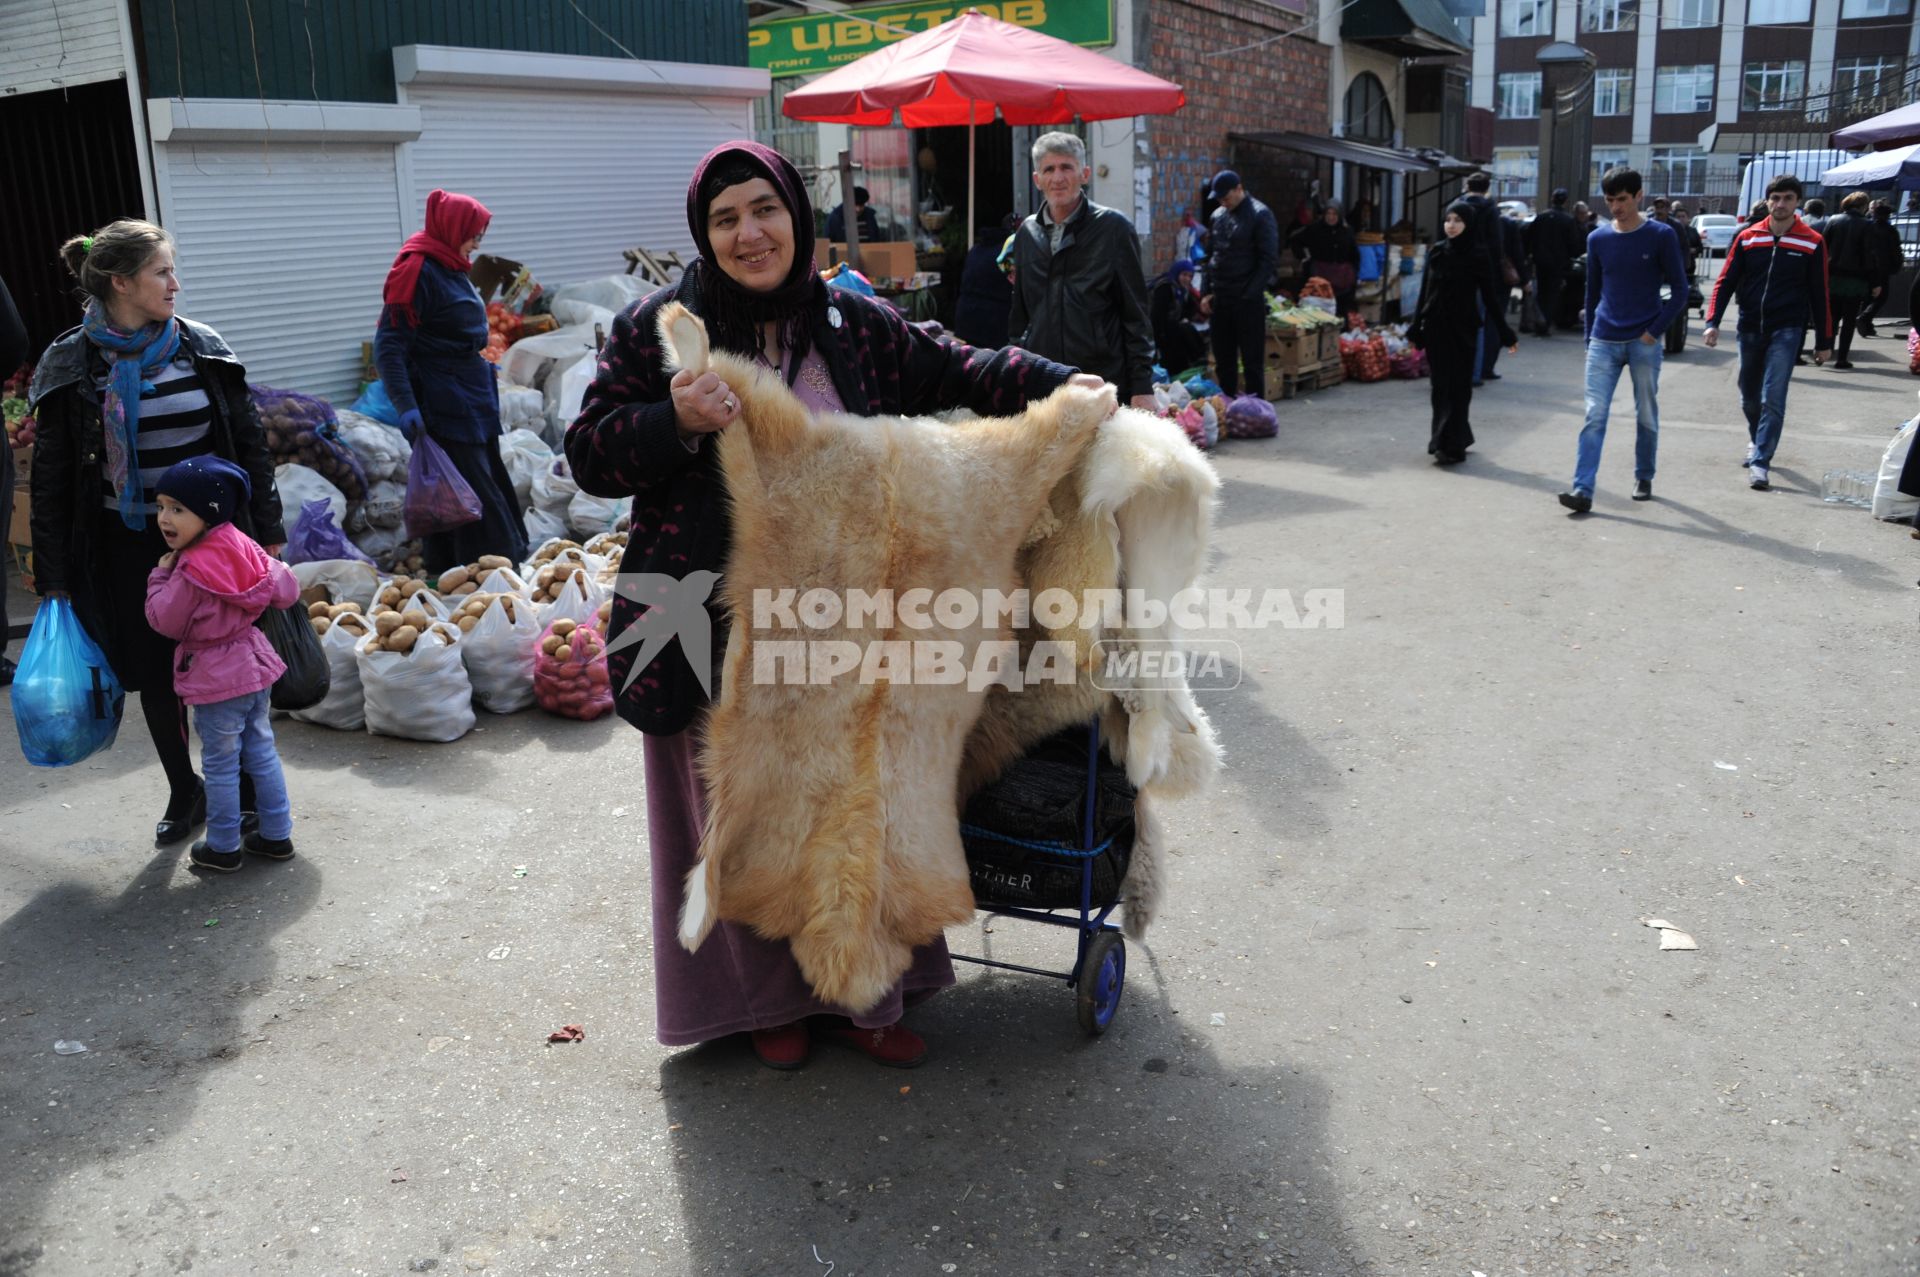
[961,723,1136,909]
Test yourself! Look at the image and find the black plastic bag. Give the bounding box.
[961,724,1136,910]
[257,601,330,711]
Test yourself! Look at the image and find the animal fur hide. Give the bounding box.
[957,405,1223,938]
[661,303,1114,1014]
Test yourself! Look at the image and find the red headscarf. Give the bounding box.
[382,188,491,327]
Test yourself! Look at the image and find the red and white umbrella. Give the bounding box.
[782,9,1185,247]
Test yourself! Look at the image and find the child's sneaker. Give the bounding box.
[189,840,244,873]
[243,832,296,861]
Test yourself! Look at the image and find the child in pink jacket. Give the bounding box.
[144,457,300,873]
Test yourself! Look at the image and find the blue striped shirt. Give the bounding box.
[98,357,213,516]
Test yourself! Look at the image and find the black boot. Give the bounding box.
[156,780,206,847]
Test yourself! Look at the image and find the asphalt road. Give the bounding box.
[2,319,1917,1276]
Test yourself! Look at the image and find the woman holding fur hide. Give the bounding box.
[566,140,1094,1071]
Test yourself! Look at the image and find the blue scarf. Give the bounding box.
[83,300,182,529]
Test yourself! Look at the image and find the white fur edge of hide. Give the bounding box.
[1079,408,1224,801]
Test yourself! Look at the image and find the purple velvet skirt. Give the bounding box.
[641,723,956,1046]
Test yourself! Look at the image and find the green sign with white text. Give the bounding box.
[750,1,1115,79]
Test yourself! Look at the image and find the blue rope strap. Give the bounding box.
[959,822,1114,859]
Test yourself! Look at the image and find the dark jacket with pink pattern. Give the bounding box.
[565,263,1077,736]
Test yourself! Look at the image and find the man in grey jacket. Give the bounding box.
[1008,132,1158,408]
[1204,169,1279,399]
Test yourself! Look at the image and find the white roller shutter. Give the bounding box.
[153,141,403,403]
[0,0,125,94]
[402,81,755,288]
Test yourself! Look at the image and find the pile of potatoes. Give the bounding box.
[447,591,527,633]
[308,600,370,639]
[529,538,585,569]
[365,606,460,655]
[373,574,435,611]
[433,555,515,597]
[529,560,591,606]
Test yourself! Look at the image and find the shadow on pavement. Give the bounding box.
[0,849,321,1273]
[1210,477,1363,529]
[1576,495,1912,590]
[655,971,1365,1276]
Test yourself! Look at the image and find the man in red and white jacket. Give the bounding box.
[1703,173,1832,491]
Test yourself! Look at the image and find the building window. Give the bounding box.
[1747,0,1811,20]
[1492,147,1539,199]
[1834,55,1903,109]
[1742,61,1806,111]
[1594,69,1634,116]
[1582,0,1638,30]
[1654,65,1715,113]
[1501,0,1554,36]
[1663,0,1717,25]
[1590,147,1633,194]
[1842,0,1909,14]
[1344,72,1395,145]
[1498,72,1543,119]
[1650,146,1708,195]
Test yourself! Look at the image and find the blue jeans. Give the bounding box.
[1736,327,1803,469]
[1573,337,1662,496]
[195,689,292,852]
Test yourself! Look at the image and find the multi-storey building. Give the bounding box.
[1471,0,1920,210]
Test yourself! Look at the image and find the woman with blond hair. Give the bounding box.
[29,219,283,848]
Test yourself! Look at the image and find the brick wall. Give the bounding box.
[1143,0,1331,268]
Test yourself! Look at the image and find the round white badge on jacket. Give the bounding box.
[827,305,843,329]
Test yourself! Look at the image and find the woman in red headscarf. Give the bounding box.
[373,188,528,569]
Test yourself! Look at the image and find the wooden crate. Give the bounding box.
[1316,326,1343,364]
[1274,356,1346,400]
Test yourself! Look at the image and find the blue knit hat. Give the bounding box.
[1211,170,1242,198]
[156,456,252,528]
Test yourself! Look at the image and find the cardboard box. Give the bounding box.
[469,254,526,303]
[8,488,30,550]
[815,240,918,281]
[1264,328,1313,372]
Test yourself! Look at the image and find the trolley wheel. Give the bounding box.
[1075,931,1126,1036]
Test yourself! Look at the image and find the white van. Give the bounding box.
[1737,150,1854,215]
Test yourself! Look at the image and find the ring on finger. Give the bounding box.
[724,395,737,413]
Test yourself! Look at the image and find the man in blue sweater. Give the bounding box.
[1558,166,1690,513]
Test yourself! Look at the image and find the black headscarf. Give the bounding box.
[1442,200,1479,248]
[684,140,826,367]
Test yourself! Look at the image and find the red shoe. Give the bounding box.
[749,1022,809,1070]
[827,1021,927,1069]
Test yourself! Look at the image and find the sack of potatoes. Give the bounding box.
[529,560,593,606]
[364,608,460,654]
[447,591,529,633]
[533,615,613,720]
[306,598,372,638]
[527,537,585,570]
[432,554,517,598]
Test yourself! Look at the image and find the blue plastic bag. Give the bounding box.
[286,498,374,566]
[11,597,126,767]
[1183,375,1223,399]
[350,379,402,427]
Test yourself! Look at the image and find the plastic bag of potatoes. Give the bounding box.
[450,592,542,714]
[291,610,371,732]
[355,611,474,742]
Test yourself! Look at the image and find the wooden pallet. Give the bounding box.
[1274,357,1345,399]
